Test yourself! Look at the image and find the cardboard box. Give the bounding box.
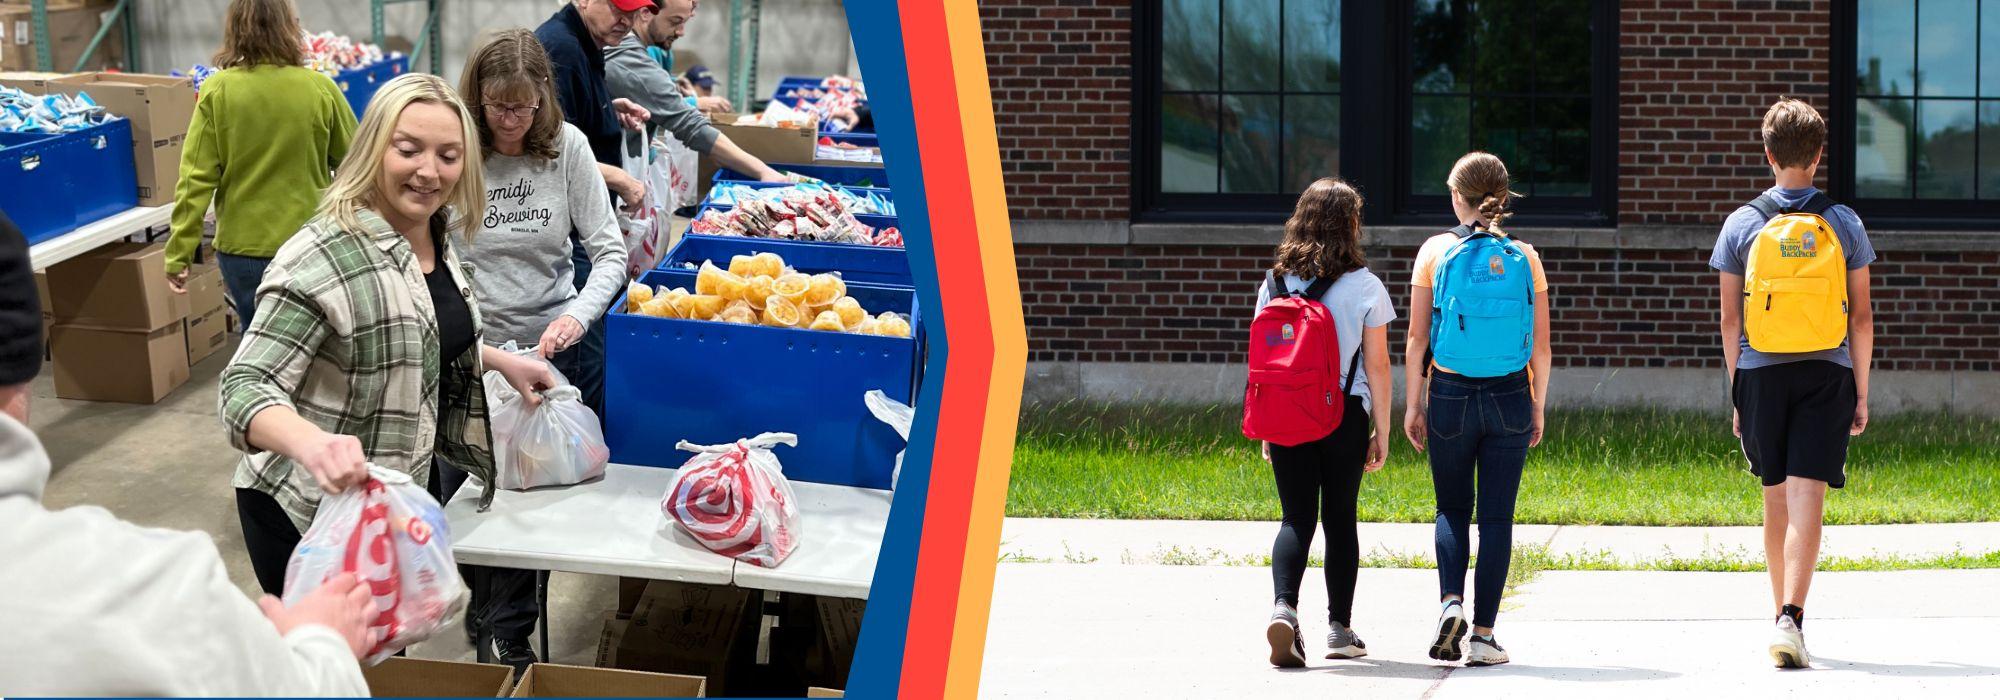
[510,663,705,698]
[184,306,229,365]
[595,611,629,668]
[183,262,226,318]
[0,69,67,93]
[615,581,750,695]
[46,242,185,330]
[807,689,845,698]
[50,72,197,205]
[48,321,189,403]
[362,657,515,698]
[0,2,125,73]
[813,597,864,690]
[33,269,49,315]
[616,576,650,617]
[703,113,818,186]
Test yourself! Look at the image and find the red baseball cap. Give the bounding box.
[611,0,657,11]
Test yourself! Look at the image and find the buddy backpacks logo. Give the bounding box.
[1281,323,1295,340]
[1742,193,1848,352]
[1780,230,1820,258]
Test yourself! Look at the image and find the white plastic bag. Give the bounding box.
[282,465,466,665]
[661,433,801,568]
[864,390,913,490]
[660,132,699,210]
[491,384,609,490]
[616,131,675,278]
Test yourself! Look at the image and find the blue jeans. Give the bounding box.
[216,253,272,332]
[568,239,607,414]
[1427,369,1533,629]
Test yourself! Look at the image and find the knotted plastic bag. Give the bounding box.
[282,465,465,665]
[661,433,802,568]
[491,384,609,490]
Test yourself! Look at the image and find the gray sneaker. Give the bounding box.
[1325,621,1368,659]
[1267,604,1307,668]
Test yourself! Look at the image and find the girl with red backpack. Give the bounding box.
[1247,179,1396,667]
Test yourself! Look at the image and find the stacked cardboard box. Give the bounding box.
[44,242,188,403]
[511,663,705,698]
[0,1,126,73]
[362,657,515,697]
[600,580,750,695]
[180,263,229,364]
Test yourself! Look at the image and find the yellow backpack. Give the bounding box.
[1742,193,1848,353]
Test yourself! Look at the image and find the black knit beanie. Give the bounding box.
[0,209,42,386]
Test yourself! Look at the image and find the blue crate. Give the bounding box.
[338,56,410,118]
[822,132,878,150]
[701,180,894,216]
[0,132,79,245]
[715,162,890,188]
[61,119,137,224]
[661,234,911,287]
[604,268,921,489]
[685,205,899,254]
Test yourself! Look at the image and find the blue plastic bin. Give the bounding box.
[338,55,410,118]
[661,234,912,287]
[714,162,890,188]
[701,180,894,215]
[61,119,137,224]
[603,268,920,489]
[822,132,878,150]
[0,132,79,245]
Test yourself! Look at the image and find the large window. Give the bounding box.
[1839,0,2000,223]
[1136,0,1615,224]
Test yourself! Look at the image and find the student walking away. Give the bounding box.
[453,29,629,673]
[1711,98,1874,670]
[218,73,556,602]
[1243,179,1396,668]
[604,0,788,183]
[1400,152,1552,667]
[536,0,659,414]
[165,0,358,331]
[0,210,378,697]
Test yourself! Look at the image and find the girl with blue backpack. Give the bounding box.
[1400,152,1551,667]
[1245,179,1396,667]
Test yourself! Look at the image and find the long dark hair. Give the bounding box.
[1273,178,1366,280]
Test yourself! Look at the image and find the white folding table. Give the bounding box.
[27,205,171,271]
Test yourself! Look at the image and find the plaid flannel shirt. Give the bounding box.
[220,208,495,533]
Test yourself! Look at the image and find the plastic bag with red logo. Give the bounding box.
[282,465,466,664]
[660,433,801,568]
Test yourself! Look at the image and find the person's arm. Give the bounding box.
[607,45,724,147]
[1403,284,1433,452]
[558,137,631,338]
[325,77,358,171]
[1528,286,1552,448]
[1719,272,1744,437]
[596,162,644,211]
[1363,323,1392,471]
[709,134,787,182]
[191,548,372,696]
[1848,265,1873,435]
[217,258,367,493]
[165,85,222,282]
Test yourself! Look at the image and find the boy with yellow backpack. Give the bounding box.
[1711,98,1875,670]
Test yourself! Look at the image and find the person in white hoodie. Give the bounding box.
[0,210,379,696]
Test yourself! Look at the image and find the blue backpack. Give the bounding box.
[1428,224,1536,377]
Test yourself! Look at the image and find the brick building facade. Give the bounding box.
[982,0,2000,413]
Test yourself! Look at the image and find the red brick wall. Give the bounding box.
[979,0,1132,221]
[1017,245,2000,373]
[1618,0,1833,225]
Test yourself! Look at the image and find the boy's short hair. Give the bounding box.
[1762,98,1827,170]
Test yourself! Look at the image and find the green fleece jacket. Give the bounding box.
[165,65,356,274]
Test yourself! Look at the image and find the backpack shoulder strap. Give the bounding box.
[1303,274,1338,301]
[1449,224,1478,240]
[1745,194,1782,223]
[1341,343,1365,395]
[1795,192,1836,216]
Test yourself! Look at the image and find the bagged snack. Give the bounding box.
[661,433,802,567]
[624,281,654,313]
[283,465,466,665]
[762,295,804,327]
[831,296,867,330]
[489,385,608,491]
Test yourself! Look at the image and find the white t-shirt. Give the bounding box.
[1253,268,1398,415]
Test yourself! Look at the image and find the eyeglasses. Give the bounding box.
[483,103,539,120]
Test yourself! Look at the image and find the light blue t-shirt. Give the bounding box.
[1253,269,1398,415]
[1708,186,1876,370]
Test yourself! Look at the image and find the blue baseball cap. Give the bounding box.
[685,65,716,88]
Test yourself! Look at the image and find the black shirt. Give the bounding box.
[536,4,623,168]
[425,230,475,368]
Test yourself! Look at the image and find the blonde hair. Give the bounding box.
[1762,97,1827,170]
[1447,151,1518,231]
[319,73,486,241]
[213,0,304,69]
[460,29,567,160]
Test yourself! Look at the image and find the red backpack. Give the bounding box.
[1243,273,1361,446]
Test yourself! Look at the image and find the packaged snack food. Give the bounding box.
[624,281,654,312]
[762,295,803,327]
[639,296,678,318]
[719,299,757,324]
[727,254,758,278]
[809,310,845,332]
[489,384,608,491]
[661,434,802,567]
[744,275,776,310]
[681,294,727,320]
[283,466,465,664]
[805,273,846,308]
[772,272,811,305]
[832,296,867,329]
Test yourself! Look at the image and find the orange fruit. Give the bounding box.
[772,272,811,305]
[809,310,846,332]
[762,295,803,327]
[624,281,654,313]
[805,273,845,307]
[744,275,776,310]
[832,296,867,329]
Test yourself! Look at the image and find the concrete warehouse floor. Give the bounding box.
[23,348,615,666]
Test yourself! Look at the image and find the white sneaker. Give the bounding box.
[1428,599,1469,662]
[1325,621,1368,659]
[1465,634,1510,666]
[1267,606,1307,668]
[1769,616,1809,669]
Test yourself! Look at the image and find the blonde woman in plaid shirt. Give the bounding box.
[219,74,558,596]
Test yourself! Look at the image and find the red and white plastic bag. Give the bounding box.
[661,433,802,568]
[282,465,466,665]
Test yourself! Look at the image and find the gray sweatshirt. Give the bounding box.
[462,122,628,345]
[604,32,722,153]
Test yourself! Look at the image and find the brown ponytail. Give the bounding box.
[1447,151,1519,232]
[1273,178,1366,280]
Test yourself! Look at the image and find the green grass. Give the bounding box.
[1006,543,2000,573]
[1009,402,2000,526]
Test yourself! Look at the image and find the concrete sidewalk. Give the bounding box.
[977,563,2000,698]
[998,517,2000,566]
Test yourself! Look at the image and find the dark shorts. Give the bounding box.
[1732,360,1856,489]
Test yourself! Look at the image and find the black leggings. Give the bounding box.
[1268,396,1370,627]
[236,487,302,596]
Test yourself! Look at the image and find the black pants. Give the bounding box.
[435,458,542,642]
[236,487,302,596]
[1268,395,1370,627]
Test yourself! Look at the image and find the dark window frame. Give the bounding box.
[1132,0,1619,227]
[1831,0,2000,229]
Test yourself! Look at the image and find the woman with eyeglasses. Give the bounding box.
[449,28,627,671]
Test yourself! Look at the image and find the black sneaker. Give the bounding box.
[493,637,537,675]
[464,610,481,645]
